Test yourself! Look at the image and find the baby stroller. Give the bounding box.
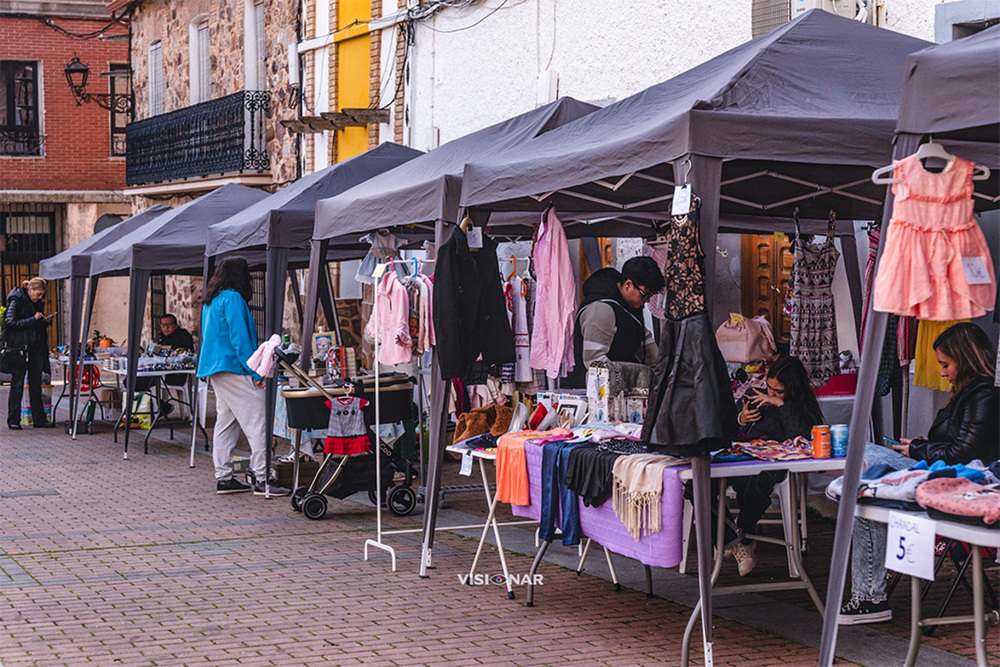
[273,348,419,520]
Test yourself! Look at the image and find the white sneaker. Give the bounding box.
[725,541,757,577]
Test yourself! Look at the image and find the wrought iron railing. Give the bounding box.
[125,90,270,186]
[0,130,44,156]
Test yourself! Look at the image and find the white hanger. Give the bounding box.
[872,140,991,184]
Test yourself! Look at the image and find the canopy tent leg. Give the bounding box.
[67,274,85,437]
[299,239,327,371]
[420,217,449,577]
[288,268,305,331]
[316,255,342,346]
[72,276,99,440]
[123,268,151,460]
[260,247,291,497]
[818,133,919,667]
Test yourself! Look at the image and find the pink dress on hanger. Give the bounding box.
[873,154,996,321]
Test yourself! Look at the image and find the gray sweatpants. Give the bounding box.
[210,372,268,482]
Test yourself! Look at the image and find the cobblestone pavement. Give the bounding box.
[0,385,994,666]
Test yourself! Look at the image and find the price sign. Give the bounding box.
[466,227,484,249]
[372,262,388,279]
[671,184,692,216]
[884,511,935,580]
[460,450,474,476]
[962,256,992,285]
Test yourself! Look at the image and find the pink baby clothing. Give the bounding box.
[873,154,996,321]
[365,271,412,366]
[530,208,577,379]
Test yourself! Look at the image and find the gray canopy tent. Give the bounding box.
[302,95,597,571]
[819,25,1000,667]
[85,183,269,458]
[38,205,171,436]
[204,141,423,476]
[458,10,931,663]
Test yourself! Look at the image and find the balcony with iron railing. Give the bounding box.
[125,90,270,186]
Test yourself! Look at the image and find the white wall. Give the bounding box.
[404,0,753,149]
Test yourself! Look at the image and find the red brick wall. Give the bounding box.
[0,15,128,191]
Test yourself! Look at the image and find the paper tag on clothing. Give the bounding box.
[460,450,473,476]
[884,511,935,580]
[671,184,692,216]
[586,372,598,400]
[962,256,992,285]
[372,262,388,279]
[466,227,483,249]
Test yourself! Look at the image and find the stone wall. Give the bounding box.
[129,0,300,184]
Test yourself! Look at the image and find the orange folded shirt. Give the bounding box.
[495,428,572,506]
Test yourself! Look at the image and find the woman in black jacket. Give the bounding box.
[840,322,998,626]
[724,356,824,575]
[3,277,54,429]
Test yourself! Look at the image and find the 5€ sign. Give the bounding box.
[884,511,936,580]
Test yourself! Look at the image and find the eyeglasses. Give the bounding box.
[635,285,655,302]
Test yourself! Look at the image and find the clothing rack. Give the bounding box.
[363,259,537,571]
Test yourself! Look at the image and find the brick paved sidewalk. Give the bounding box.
[0,383,992,666]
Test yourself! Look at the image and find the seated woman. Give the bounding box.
[839,322,999,625]
[725,356,824,575]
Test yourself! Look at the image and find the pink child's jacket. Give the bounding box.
[366,270,412,366]
[529,208,577,379]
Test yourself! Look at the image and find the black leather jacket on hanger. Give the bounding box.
[908,375,1000,465]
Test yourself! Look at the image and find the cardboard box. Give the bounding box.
[274,459,320,490]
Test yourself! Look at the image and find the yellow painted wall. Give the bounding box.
[335,0,372,161]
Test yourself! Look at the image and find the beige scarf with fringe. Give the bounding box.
[612,453,685,540]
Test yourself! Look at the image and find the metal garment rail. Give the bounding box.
[363,259,535,572]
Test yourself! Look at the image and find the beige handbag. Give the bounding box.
[715,314,777,363]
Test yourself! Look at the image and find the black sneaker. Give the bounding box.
[838,595,892,625]
[8,422,22,430]
[33,420,55,428]
[254,478,291,496]
[216,478,252,495]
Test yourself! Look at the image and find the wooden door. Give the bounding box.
[741,233,793,342]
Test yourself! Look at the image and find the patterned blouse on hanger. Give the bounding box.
[788,211,840,387]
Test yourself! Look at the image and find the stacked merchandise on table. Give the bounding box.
[827,459,1000,525]
[493,422,688,568]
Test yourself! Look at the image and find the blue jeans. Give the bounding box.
[539,440,588,546]
[851,443,917,601]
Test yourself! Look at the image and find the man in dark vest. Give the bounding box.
[564,256,664,388]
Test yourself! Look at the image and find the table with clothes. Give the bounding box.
[828,459,1000,667]
[494,424,686,571]
[490,421,854,609]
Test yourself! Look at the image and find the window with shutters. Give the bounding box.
[0,61,41,156]
[148,42,164,115]
[109,64,129,156]
[190,17,211,104]
[254,1,266,91]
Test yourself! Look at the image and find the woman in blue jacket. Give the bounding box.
[198,257,289,496]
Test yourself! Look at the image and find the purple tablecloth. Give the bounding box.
[511,441,684,568]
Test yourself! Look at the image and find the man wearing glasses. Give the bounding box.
[564,256,664,388]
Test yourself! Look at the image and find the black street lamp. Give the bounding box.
[64,57,132,114]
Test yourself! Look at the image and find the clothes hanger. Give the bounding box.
[872,139,992,183]
[506,255,517,281]
[411,257,419,278]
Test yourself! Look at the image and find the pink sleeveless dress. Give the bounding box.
[873,154,996,321]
